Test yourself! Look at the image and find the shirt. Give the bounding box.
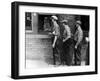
[52,21,60,37]
[63,25,71,40]
[74,26,83,44]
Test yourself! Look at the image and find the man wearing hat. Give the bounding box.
[51,15,63,65]
[74,20,83,65]
[61,20,74,66]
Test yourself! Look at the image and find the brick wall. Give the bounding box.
[26,34,53,63]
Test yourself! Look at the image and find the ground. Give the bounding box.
[26,34,87,69]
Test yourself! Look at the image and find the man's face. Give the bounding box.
[62,23,65,26]
[51,19,54,22]
[76,23,79,27]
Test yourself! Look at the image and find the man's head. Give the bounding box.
[61,20,68,26]
[76,20,81,27]
[51,16,58,22]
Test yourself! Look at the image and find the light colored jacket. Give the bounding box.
[52,21,60,37]
[63,25,71,40]
[74,26,83,45]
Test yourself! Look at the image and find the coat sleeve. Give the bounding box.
[77,27,83,45]
[54,26,60,36]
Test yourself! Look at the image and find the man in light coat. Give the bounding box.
[74,20,83,65]
[51,16,63,65]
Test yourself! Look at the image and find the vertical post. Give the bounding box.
[31,12,38,34]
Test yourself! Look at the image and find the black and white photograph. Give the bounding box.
[11,2,97,79]
[25,12,90,68]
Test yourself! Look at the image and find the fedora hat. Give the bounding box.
[76,20,81,25]
[51,15,58,20]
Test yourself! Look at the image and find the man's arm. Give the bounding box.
[52,25,59,48]
[52,36,57,48]
[63,26,71,42]
[75,27,83,48]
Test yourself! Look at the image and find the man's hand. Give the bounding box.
[75,45,77,49]
[52,44,55,48]
[63,39,66,42]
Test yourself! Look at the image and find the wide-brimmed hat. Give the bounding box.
[51,16,58,20]
[76,20,81,25]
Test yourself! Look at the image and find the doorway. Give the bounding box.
[38,14,52,34]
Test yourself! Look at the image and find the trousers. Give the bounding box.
[63,38,74,66]
[52,36,63,65]
[74,41,82,65]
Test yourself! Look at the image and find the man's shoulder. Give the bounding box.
[65,25,70,30]
[78,26,82,31]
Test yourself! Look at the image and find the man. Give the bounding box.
[61,20,74,66]
[74,20,83,65]
[51,16,63,65]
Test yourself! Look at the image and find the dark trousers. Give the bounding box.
[85,42,89,65]
[74,41,82,65]
[52,36,63,65]
[63,38,74,66]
